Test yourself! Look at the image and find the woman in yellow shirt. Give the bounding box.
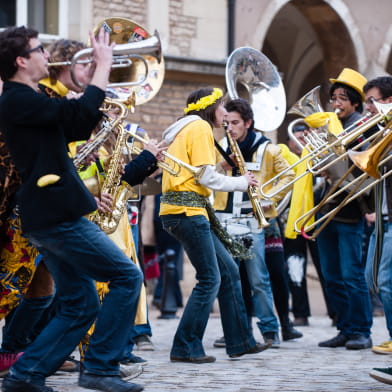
[160,87,270,363]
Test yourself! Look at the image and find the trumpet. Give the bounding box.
[125,129,206,180]
[127,141,181,177]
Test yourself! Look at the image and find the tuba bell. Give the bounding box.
[49,17,165,106]
[226,47,286,132]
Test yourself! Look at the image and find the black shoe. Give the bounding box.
[345,334,372,350]
[318,333,348,348]
[293,317,309,326]
[170,355,216,364]
[79,372,143,392]
[229,342,271,358]
[1,375,55,392]
[213,336,226,348]
[282,326,303,341]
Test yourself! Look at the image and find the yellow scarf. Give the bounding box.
[39,77,69,97]
[284,146,314,239]
[304,112,343,136]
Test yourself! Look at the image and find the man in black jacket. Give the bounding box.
[0,26,143,392]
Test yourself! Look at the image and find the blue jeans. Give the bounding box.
[317,218,372,337]
[365,223,392,339]
[2,295,54,353]
[161,214,256,357]
[244,231,279,334]
[10,217,143,383]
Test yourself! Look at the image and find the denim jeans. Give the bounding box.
[244,231,279,334]
[317,218,372,337]
[10,217,143,383]
[365,223,392,339]
[161,214,256,357]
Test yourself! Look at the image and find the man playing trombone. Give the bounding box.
[315,68,373,350]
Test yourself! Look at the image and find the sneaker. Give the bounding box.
[119,363,143,381]
[121,354,148,366]
[213,336,226,348]
[2,374,55,392]
[372,340,392,355]
[134,335,154,351]
[345,334,372,350]
[370,367,392,385]
[79,372,143,392]
[0,352,23,377]
[263,332,280,348]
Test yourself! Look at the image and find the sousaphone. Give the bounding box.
[226,47,286,132]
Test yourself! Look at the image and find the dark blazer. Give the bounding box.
[0,81,105,232]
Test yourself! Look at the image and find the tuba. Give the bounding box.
[225,47,287,227]
[226,47,286,132]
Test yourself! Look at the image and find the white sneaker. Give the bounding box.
[119,363,143,380]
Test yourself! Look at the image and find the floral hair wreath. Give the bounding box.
[183,88,223,114]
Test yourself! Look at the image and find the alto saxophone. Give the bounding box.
[225,130,269,228]
[89,101,134,234]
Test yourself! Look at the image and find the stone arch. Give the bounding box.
[379,24,392,75]
[246,0,365,141]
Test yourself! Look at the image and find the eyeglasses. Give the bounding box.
[365,97,383,106]
[329,95,350,104]
[22,44,45,56]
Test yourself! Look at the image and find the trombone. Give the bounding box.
[294,116,392,240]
[259,89,392,200]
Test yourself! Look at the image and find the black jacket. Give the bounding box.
[0,81,105,232]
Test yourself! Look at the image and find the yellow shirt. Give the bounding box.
[160,119,215,218]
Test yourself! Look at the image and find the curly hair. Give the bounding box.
[47,39,86,84]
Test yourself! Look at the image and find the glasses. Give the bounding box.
[329,95,349,104]
[365,97,383,106]
[22,44,45,56]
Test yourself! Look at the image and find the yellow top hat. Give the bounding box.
[329,68,367,101]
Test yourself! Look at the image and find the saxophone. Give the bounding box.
[89,101,134,234]
[225,129,269,228]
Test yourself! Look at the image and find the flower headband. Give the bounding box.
[183,88,223,114]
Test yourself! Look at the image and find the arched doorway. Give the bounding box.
[261,0,358,142]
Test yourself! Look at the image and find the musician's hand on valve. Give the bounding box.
[95,193,113,213]
[143,139,167,162]
[244,171,259,186]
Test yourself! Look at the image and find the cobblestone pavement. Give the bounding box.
[1,262,389,392]
[25,312,389,392]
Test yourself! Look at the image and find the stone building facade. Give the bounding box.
[2,0,391,141]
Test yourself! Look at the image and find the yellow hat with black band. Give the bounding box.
[329,68,367,102]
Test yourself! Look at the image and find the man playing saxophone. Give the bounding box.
[0,25,145,392]
[213,98,302,347]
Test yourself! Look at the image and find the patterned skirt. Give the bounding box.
[0,211,40,319]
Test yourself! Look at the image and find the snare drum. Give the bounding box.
[225,223,251,239]
[225,223,253,249]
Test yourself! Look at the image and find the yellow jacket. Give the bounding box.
[214,138,295,218]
